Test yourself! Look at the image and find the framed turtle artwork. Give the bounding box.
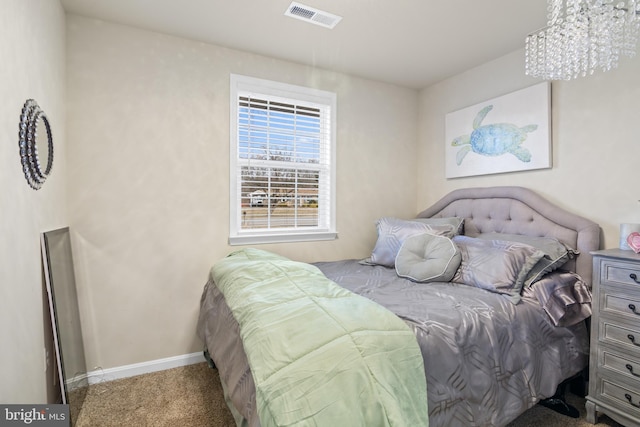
[445,82,551,179]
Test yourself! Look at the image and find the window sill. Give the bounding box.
[229,231,337,246]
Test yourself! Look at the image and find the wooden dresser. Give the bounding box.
[587,249,640,426]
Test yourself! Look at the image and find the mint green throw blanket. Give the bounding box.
[211,248,428,427]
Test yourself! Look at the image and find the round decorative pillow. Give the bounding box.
[395,233,461,283]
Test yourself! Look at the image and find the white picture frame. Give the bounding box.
[445,82,551,179]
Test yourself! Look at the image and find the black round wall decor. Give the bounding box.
[19,99,53,190]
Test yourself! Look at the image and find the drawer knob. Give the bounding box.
[627,334,640,347]
[626,364,640,377]
[632,273,640,284]
[629,304,640,315]
[626,393,640,408]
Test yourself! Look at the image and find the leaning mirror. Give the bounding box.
[41,227,87,424]
[19,99,53,190]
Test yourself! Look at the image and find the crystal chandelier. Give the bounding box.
[525,0,640,80]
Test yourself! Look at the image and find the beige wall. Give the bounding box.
[0,0,67,403]
[418,49,640,250]
[66,16,419,369]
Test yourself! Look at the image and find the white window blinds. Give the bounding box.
[229,75,336,245]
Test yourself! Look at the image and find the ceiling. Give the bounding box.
[60,0,548,89]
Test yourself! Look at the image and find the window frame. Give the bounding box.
[229,74,337,245]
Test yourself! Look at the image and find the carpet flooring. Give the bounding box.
[69,362,624,426]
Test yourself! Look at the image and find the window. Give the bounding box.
[229,74,337,245]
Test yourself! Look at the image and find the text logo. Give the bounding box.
[0,405,69,427]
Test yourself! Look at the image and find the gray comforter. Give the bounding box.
[197,259,590,427]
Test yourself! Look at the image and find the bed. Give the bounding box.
[197,186,601,427]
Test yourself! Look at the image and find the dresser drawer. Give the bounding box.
[600,258,640,287]
[600,346,640,385]
[600,319,640,351]
[595,377,640,419]
[600,286,640,321]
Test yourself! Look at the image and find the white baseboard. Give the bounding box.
[86,351,206,385]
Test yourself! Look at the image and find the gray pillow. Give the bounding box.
[414,217,464,235]
[365,217,456,268]
[452,236,546,304]
[476,233,579,286]
[395,233,461,283]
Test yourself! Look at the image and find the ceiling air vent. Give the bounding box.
[284,2,343,29]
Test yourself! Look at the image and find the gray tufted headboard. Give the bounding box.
[417,186,601,287]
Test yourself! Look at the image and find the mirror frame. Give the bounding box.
[19,99,54,190]
[41,227,88,423]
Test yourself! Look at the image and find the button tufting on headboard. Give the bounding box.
[416,186,601,287]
